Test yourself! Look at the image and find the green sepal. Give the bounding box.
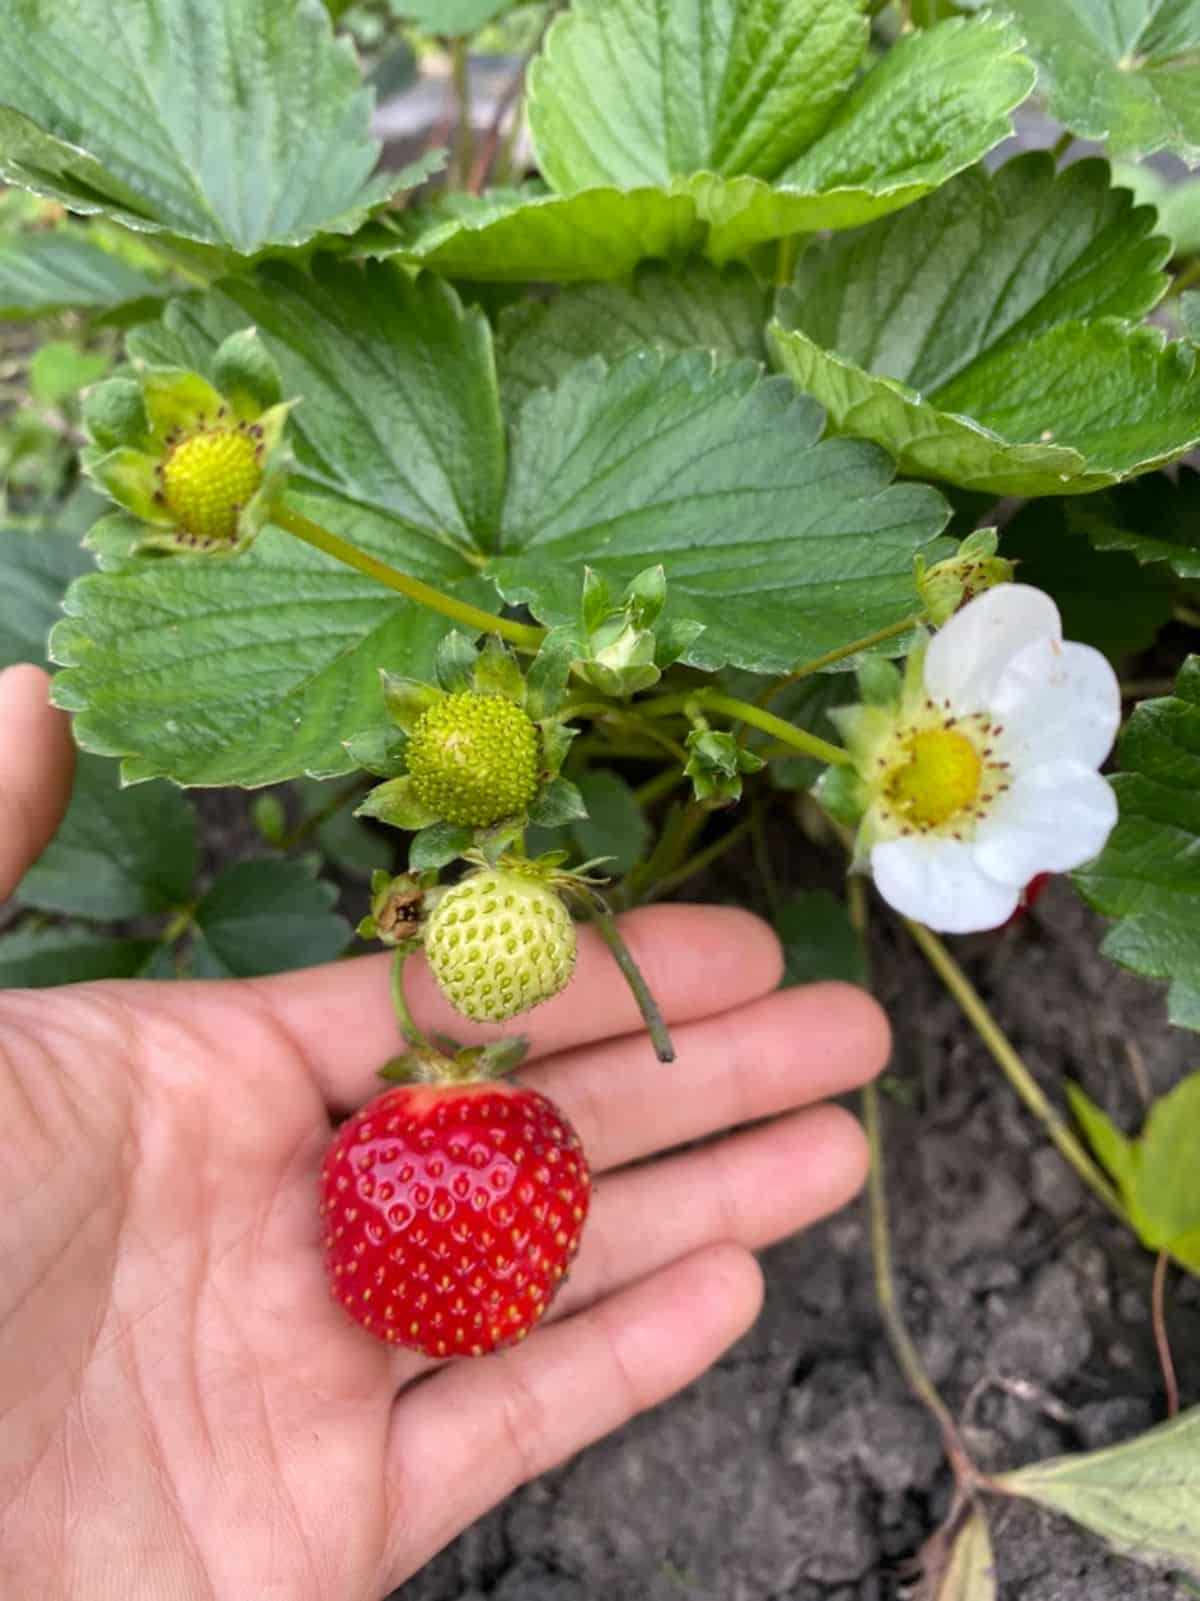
[343,722,409,777]
[581,567,612,634]
[380,671,442,733]
[82,511,151,568]
[526,627,581,720]
[409,820,475,871]
[655,617,706,668]
[538,718,578,778]
[355,774,441,830]
[212,327,283,419]
[138,365,225,443]
[528,775,589,828]
[624,565,667,630]
[828,702,896,768]
[435,631,479,692]
[87,445,167,525]
[684,727,766,807]
[83,375,148,451]
[813,762,868,828]
[475,818,527,865]
[857,656,903,708]
[473,635,527,704]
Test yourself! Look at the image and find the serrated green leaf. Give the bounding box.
[191,856,349,977]
[996,1406,1200,1577]
[0,524,93,669]
[1072,466,1200,580]
[570,770,650,877]
[50,263,501,786]
[1075,658,1200,1030]
[492,349,950,675]
[1005,0,1200,163]
[998,500,1173,662]
[776,891,867,988]
[0,0,399,255]
[385,8,1032,280]
[0,924,159,988]
[770,152,1196,495]
[530,0,870,189]
[496,259,768,413]
[18,752,195,919]
[1112,160,1200,257]
[529,3,1033,247]
[0,230,162,317]
[378,184,706,284]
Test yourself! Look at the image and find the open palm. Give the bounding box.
[0,665,889,1601]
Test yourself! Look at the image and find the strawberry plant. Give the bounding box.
[2,0,1200,1594]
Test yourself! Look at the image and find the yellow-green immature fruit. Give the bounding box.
[424,866,577,1022]
[159,424,264,544]
[407,691,540,827]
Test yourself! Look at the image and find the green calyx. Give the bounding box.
[82,325,294,557]
[407,691,541,827]
[357,635,579,861]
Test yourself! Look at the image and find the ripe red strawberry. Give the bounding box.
[320,1081,591,1358]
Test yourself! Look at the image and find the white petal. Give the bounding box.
[924,585,1061,714]
[974,761,1118,885]
[989,637,1121,770]
[871,836,1020,932]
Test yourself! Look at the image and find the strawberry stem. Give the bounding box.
[270,502,546,652]
[589,904,675,1063]
[390,948,433,1051]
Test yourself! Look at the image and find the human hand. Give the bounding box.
[0,663,890,1601]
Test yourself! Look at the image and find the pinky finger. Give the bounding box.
[382,1244,763,1586]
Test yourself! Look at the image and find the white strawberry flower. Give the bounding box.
[827,584,1121,933]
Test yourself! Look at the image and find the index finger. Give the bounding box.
[252,903,783,1111]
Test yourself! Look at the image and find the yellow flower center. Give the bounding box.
[160,426,262,542]
[886,729,982,829]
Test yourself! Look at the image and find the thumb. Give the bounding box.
[0,665,76,901]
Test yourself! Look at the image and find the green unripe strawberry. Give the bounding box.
[160,424,264,543]
[424,865,576,1022]
[407,691,540,827]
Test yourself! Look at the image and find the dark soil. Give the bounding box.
[385,868,1199,1601]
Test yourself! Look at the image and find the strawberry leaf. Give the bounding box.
[18,753,196,920]
[996,1407,1200,1578]
[1075,658,1200,1029]
[1005,0,1200,163]
[492,349,950,675]
[1072,466,1200,580]
[0,230,163,317]
[495,259,768,414]
[0,0,403,255]
[769,153,1198,496]
[385,4,1033,278]
[0,522,94,669]
[191,856,350,977]
[0,925,160,987]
